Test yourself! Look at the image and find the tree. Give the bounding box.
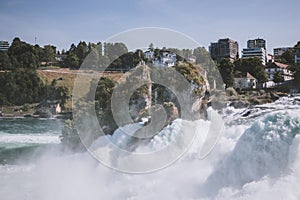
[85,77,117,134]
[106,49,144,71]
[42,45,56,65]
[8,37,40,69]
[181,49,193,59]
[193,47,223,89]
[94,77,116,110]
[104,42,128,62]
[218,58,234,88]
[280,50,294,64]
[47,80,69,108]
[273,71,284,85]
[234,57,268,84]
[294,41,300,49]
[287,41,300,86]
[153,48,160,59]
[84,48,100,69]
[99,55,110,68]
[289,63,300,85]
[0,51,12,70]
[76,41,88,64]
[148,43,154,51]
[65,52,80,69]
[88,42,97,53]
[0,69,45,105]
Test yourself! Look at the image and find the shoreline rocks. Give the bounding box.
[226,87,289,109]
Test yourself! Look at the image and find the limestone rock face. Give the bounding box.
[126,62,209,125]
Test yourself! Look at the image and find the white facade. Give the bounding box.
[144,51,154,60]
[267,54,274,63]
[265,67,292,81]
[265,62,293,88]
[187,55,196,63]
[152,52,177,67]
[234,73,257,89]
[242,47,267,65]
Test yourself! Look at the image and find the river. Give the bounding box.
[0,96,300,200]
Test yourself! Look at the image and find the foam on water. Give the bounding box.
[203,110,300,196]
[1,97,300,199]
[0,133,60,145]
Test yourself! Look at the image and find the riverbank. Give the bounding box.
[0,89,291,119]
[226,87,290,108]
[0,104,72,119]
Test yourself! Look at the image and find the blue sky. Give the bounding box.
[0,0,299,54]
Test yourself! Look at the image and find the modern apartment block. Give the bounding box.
[209,38,239,62]
[242,38,267,65]
[0,41,9,51]
[273,47,293,61]
[242,48,267,65]
[247,38,266,49]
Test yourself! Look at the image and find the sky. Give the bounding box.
[0,0,299,54]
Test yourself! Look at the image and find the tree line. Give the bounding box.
[0,37,58,70]
[0,69,68,106]
[280,42,300,85]
[0,38,71,107]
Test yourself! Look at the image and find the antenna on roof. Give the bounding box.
[35,37,37,45]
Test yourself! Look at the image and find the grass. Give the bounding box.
[37,69,123,109]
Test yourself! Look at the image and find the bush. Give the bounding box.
[22,103,30,112]
[226,87,238,97]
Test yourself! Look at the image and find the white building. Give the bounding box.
[234,72,257,89]
[265,62,293,87]
[267,54,274,63]
[242,47,267,65]
[144,50,154,60]
[0,41,9,51]
[152,51,177,67]
[144,50,177,67]
[187,55,196,63]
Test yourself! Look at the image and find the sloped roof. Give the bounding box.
[265,62,289,69]
[234,72,256,79]
[246,72,256,79]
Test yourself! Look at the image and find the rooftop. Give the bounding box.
[265,62,289,69]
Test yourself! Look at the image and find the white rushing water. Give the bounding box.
[0,97,300,200]
[0,133,60,145]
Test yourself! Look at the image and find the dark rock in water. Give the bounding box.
[207,101,212,107]
[270,92,280,101]
[276,92,288,97]
[55,112,73,119]
[36,112,52,118]
[241,110,251,117]
[229,100,250,109]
